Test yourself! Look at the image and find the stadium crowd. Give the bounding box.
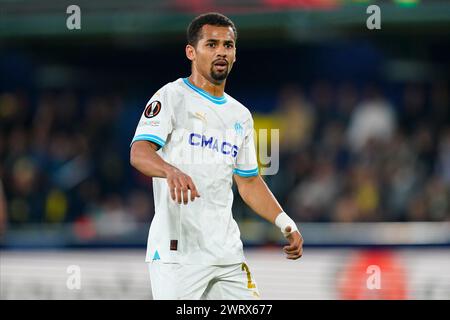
[1,80,449,234]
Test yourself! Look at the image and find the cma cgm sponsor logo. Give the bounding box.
[189,133,238,158]
[144,101,161,118]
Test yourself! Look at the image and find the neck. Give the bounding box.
[189,70,226,97]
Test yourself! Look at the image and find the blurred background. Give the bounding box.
[1,0,449,299]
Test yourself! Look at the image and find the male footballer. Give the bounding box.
[130,12,303,300]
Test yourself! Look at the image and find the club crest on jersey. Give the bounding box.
[144,101,162,118]
[234,122,244,136]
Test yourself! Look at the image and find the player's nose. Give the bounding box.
[216,46,227,57]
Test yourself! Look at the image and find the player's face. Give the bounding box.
[190,25,236,83]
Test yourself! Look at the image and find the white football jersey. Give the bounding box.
[131,78,259,265]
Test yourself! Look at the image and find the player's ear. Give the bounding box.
[186,44,195,62]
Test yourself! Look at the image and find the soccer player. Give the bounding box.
[130,12,303,300]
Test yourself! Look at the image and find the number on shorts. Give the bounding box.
[241,263,256,289]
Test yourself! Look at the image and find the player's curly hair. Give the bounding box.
[187,12,237,47]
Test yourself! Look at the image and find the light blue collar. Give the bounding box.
[182,77,228,105]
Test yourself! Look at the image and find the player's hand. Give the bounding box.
[165,166,200,205]
[283,226,303,260]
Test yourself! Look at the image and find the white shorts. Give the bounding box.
[148,261,261,300]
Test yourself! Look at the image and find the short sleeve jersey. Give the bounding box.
[131,78,258,265]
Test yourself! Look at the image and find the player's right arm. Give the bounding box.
[130,141,200,204]
[129,85,199,204]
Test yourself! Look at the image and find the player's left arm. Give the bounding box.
[233,174,303,260]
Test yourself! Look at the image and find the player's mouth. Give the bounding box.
[213,60,228,72]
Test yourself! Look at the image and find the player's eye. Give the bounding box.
[225,43,234,49]
[206,43,216,48]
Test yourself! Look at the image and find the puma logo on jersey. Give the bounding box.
[194,112,207,124]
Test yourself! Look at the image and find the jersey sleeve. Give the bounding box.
[233,115,259,177]
[130,85,174,149]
